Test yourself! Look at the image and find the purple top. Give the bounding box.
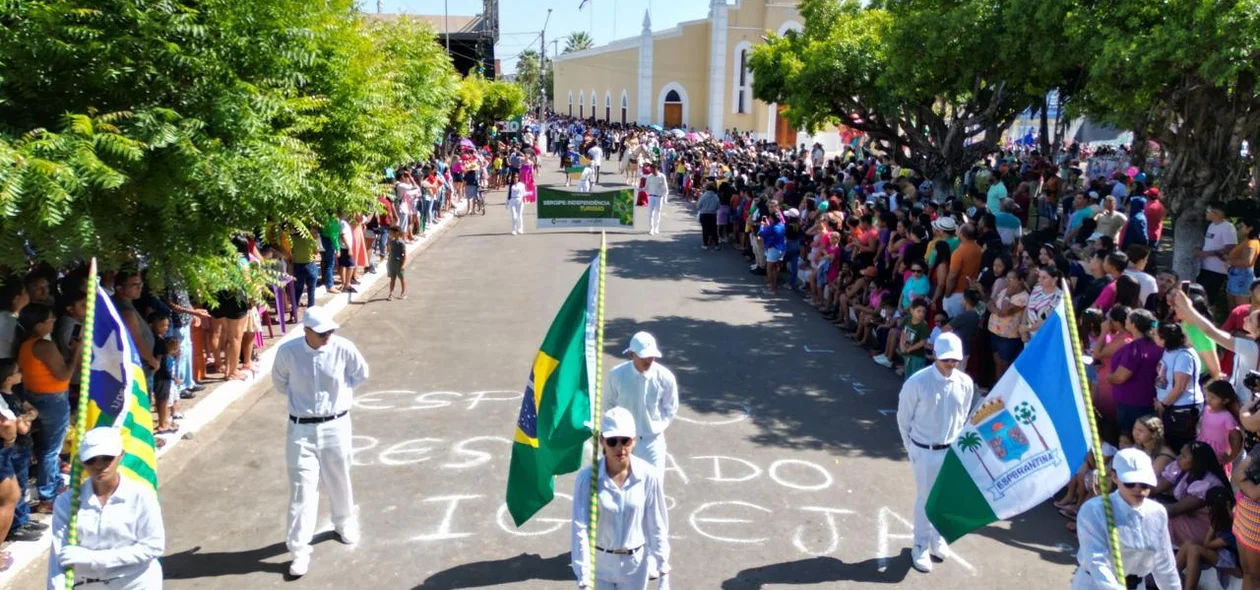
[1110,337,1162,406]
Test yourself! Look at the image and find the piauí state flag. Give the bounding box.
[84,286,159,494]
[506,253,601,526]
[925,298,1090,542]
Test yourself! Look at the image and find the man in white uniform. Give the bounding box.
[507,175,526,235]
[272,306,370,578]
[895,332,976,574]
[606,332,678,479]
[587,144,604,184]
[643,164,669,235]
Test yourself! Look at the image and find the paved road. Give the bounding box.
[14,159,1077,589]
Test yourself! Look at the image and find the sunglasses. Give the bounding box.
[603,436,633,447]
[911,268,925,273]
[85,455,116,467]
[1121,482,1152,491]
[314,329,335,339]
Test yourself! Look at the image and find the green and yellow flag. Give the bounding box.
[506,252,602,526]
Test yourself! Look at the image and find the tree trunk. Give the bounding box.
[932,173,953,204]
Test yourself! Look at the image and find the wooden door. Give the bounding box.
[664,103,682,128]
[775,105,796,148]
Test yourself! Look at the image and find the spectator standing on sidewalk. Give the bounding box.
[16,303,82,514]
[288,226,320,314]
[696,183,720,250]
[1198,202,1236,302]
[386,226,407,301]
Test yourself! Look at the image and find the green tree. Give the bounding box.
[478,80,527,125]
[749,0,1070,199]
[1013,402,1048,449]
[956,432,995,481]
[516,49,544,109]
[1066,0,1260,279]
[564,31,594,54]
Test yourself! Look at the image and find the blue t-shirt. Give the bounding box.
[901,274,932,308]
[761,222,786,251]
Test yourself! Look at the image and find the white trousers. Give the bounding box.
[647,197,663,234]
[908,445,948,552]
[633,434,667,486]
[286,416,356,560]
[507,198,524,233]
[592,548,650,590]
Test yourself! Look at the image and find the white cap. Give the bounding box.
[78,427,124,462]
[601,407,637,439]
[934,333,965,361]
[785,208,801,218]
[624,331,662,359]
[302,306,340,333]
[1113,447,1157,487]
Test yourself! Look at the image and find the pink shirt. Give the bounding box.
[1197,406,1240,462]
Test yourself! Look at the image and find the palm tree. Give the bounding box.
[1014,402,1049,449]
[957,432,995,481]
[564,31,594,54]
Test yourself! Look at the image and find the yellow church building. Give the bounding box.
[552,0,843,150]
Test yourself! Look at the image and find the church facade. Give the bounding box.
[551,0,843,150]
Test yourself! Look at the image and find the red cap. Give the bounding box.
[1145,187,1161,198]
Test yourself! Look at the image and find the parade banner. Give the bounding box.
[536,185,634,230]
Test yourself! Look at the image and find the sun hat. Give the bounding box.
[931,217,957,233]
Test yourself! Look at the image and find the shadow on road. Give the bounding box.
[719,549,913,588]
[161,531,339,580]
[410,552,571,589]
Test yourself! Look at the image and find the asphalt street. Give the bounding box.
[13,159,1077,589]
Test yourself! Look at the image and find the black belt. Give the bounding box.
[289,411,348,425]
[74,579,113,587]
[596,545,642,555]
[912,439,952,451]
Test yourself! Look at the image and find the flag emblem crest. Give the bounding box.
[972,401,1031,464]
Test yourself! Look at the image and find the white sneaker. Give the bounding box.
[930,542,948,561]
[289,554,310,577]
[911,546,933,573]
[874,355,893,368]
[336,522,361,545]
[511,230,518,235]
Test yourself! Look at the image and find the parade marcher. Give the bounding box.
[643,164,669,235]
[895,332,976,573]
[571,407,671,590]
[1072,448,1181,589]
[272,306,370,578]
[606,331,679,481]
[507,173,526,236]
[48,427,165,590]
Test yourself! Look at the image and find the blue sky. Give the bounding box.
[358,0,712,74]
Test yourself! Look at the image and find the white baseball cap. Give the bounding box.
[78,427,124,462]
[302,306,340,333]
[601,407,637,439]
[934,332,965,362]
[1113,447,1157,487]
[624,331,662,359]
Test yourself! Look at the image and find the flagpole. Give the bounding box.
[63,259,99,590]
[1060,279,1125,579]
[586,231,608,589]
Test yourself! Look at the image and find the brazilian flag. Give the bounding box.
[506,253,602,526]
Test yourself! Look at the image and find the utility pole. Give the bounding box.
[376,0,382,13]
[445,0,450,53]
[539,8,552,119]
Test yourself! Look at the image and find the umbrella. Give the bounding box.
[459,138,475,150]
[649,124,663,131]
[669,129,685,138]
[685,132,701,141]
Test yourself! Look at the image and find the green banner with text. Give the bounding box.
[535,186,634,230]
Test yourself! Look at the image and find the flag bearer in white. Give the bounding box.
[571,407,671,590]
[1072,448,1180,589]
[896,332,975,574]
[48,427,165,590]
[606,332,679,483]
[643,164,669,235]
[272,306,369,578]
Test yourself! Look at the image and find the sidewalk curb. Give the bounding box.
[0,210,463,585]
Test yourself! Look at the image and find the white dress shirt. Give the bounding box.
[48,477,165,590]
[643,172,669,199]
[606,361,679,438]
[1073,492,1180,589]
[896,364,976,450]
[272,335,369,418]
[571,455,670,583]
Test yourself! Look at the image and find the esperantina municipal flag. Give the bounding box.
[85,286,159,493]
[506,253,601,526]
[925,298,1090,542]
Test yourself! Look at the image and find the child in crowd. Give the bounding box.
[1080,307,1105,383]
[1198,380,1243,477]
[1176,487,1242,589]
[152,332,177,436]
[0,358,43,546]
[386,226,407,301]
[896,299,931,378]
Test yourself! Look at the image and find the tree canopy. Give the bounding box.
[0,0,460,297]
[564,31,594,54]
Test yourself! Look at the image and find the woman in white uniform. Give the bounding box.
[48,427,165,590]
[571,407,670,590]
[1072,447,1180,589]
